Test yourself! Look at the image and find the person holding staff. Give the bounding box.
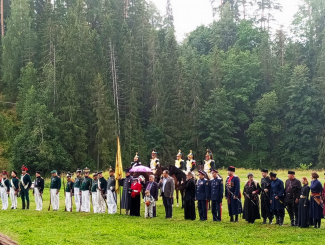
[225,166,242,222]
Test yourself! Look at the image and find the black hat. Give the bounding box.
[211,169,218,173]
[109,169,115,173]
[270,172,277,178]
[228,166,235,172]
[124,168,130,173]
[198,170,206,175]
[261,169,268,173]
[36,171,41,174]
[97,171,103,174]
[288,171,295,175]
[12,171,17,175]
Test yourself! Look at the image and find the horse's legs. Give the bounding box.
[176,188,179,207]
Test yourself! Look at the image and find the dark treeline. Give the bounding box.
[0,0,325,174]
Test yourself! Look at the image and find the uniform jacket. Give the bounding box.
[285,178,302,203]
[210,176,223,201]
[0,178,10,192]
[33,176,44,194]
[50,176,61,190]
[20,174,32,190]
[270,178,285,211]
[73,176,84,188]
[196,178,210,201]
[98,177,107,194]
[107,175,116,192]
[260,177,272,201]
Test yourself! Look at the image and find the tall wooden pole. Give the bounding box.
[1,0,4,36]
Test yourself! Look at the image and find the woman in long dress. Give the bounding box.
[309,172,323,228]
[183,172,196,220]
[129,178,142,216]
[298,177,310,228]
[243,173,261,224]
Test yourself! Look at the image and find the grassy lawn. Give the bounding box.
[0,168,324,244]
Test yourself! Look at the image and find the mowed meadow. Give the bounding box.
[0,169,324,245]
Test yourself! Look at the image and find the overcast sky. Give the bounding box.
[150,0,301,41]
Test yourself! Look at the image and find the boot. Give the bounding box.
[230,216,234,222]
[291,220,295,227]
[262,218,267,224]
[275,216,279,225]
[27,201,30,210]
[21,201,25,210]
[269,218,273,225]
[314,219,318,228]
[234,215,239,222]
[279,217,283,226]
[294,219,298,227]
[318,219,321,228]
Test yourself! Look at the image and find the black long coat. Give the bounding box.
[298,184,310,228]
[184,178,196,220]
[119,175,133,210]
[243,180,261,223]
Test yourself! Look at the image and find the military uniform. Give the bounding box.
[270,173,285,226]
[175,159,185,170]
[119,172,133,215]
[285,171,302,226]
[131,161,142,168]
[73,169,83,212]
[91,175,99,213]
[225,166,242,222]
[185,159,196,173]
[0,174,10,210]
[260,169,273,224]
[107,174,117,214]
[196,171,210,221]
[10,174,19,209]
[81,170,92,213]
[97,173,107,213]
[65,174,74,212]
[149,149,160,174]
[33,172,44,211]
[50,171,61,211]
[20,166,32,210]
[210,174,223,221]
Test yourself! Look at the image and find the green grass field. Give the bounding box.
[0,169,324,244]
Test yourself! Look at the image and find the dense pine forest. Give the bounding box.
[0,0,325,173]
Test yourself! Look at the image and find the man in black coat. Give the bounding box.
[261,169,273,224]
[119,168,133,215]
[285,170,302,226]
[143,175,159,217]
[184,172,196,220]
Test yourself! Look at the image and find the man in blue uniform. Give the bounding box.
[269,172,285,226]
[20,165,32,210]
[225,166,242,222]
[196,170,210,221]
[210,169,223,221]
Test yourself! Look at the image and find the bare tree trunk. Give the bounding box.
[1,0,4,36]
[124,0,129,19]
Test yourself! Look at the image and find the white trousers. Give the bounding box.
[81,190,90,212]
[34,188,43,211]
[10,188,17,209]
[50,189,59,210]
[65,192,72,212]
[107,190,117,214]
[92,192,99,213]
[0,187,8,210]
[74,188,81,212]
[97,191,106,213]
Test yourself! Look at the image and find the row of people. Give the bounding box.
[1,164,324,228]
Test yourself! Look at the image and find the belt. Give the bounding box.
[300,195,306,198]
[311,193,321,197]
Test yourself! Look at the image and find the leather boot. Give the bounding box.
[22,200,25,210]
[262,218,267,224]
[279,217,283,226]
[269,218,273,225]
[291,220,295,226]
[314,219,318,228]
[27,201,30,210]
[230,216,234,222]
[275,216,279,225]
[234,215,239,222]
[318,219,321,228]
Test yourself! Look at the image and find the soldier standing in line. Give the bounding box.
[33,171,44,211]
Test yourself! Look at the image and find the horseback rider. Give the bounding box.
[201,149,215,180]
[149,149,160,174]
[185,150,196,175]
[175,150,185,171]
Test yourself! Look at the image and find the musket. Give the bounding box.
[79,177,83,212]
[243,191,256,205]
[98,179,109,210]
[226,183,242,204]
[48,189,52,211]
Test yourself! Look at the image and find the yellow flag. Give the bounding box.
[115,136,123,192]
